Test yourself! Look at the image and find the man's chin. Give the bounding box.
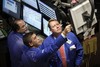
[57,31,62,33]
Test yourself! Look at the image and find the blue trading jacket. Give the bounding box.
[7,31,28,67]
[42,32,83,67]
[21,35,66,67]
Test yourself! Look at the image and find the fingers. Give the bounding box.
[65,24,72,32]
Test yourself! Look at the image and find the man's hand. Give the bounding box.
[62,24,72,36]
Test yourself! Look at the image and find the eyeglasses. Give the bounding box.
[20,23,27,29]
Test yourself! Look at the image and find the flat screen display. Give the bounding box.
[22,0,38,9]
[38,0,57,19]
[43,18,52,36]
[2,0,21,18]
[23,5,42,30]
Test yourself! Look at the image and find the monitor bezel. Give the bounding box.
[69,0,97,35]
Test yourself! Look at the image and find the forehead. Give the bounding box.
[17,20,25,26]
[49,21,59,25]
[31,34,36,39]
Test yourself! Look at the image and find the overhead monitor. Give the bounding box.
[69,0,97,34]
[2,0,21,19]
[22,0,38,9]
[23,5,42,30]
[38,0,57,19]
[43,18,52,36]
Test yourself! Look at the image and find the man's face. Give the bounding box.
[30,34,42,47]
[17,20,28,33]
[49,21,62,34]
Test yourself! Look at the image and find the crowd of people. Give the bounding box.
[7,19,83,67]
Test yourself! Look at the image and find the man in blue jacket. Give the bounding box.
[21,24,69,67]
[42,19,83,67]
[7,19,29,67]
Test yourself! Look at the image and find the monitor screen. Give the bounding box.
[38,0,57,19]
[2,0,21,19]
[22,0,38,9]
[69,0,97,34]
[43,18,52,36]
[23,5,42,30]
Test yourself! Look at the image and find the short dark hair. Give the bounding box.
[11,19,22,32]
[48,19,58,29]
[23,32,34,47]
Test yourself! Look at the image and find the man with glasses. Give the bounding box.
[7,19,29,67]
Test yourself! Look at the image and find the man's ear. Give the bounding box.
[29,42,33,47]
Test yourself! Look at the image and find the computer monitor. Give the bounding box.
[69,0,97,34]
[38,0,59,20]
[23,5,42,30]
[22,0,38,9]
[43,18,52,36]
[2,0,21,19]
